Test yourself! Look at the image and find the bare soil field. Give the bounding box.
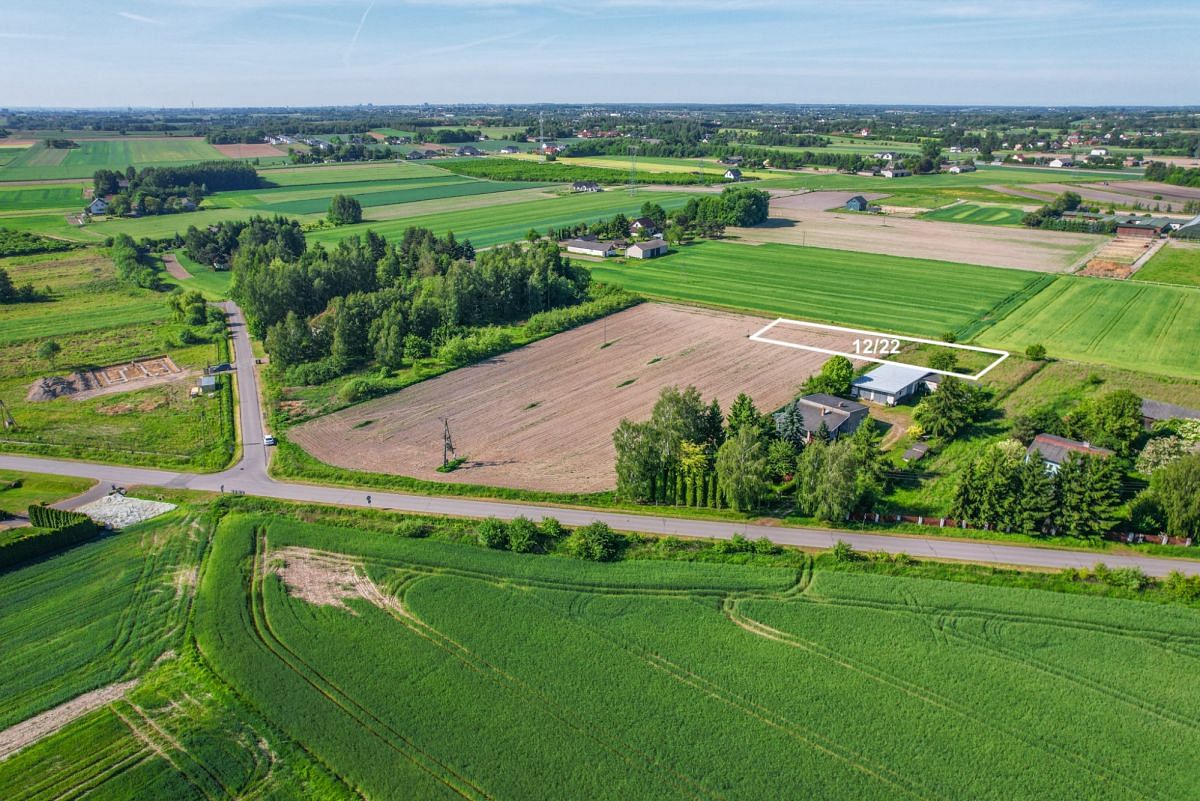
[161,253,190,280]
[734,200,1102,272]
[211,143,288,159]
[291,303,844,493]
[768,190,887,211]
[1023,181,1200,209]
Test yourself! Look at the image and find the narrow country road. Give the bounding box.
[5,302,1199,578]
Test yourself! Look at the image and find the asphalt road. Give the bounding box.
[6,302,1199,578]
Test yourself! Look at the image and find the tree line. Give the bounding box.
[546,189,769,244]
[110,234,162,289]
[1022,191,1118,234]
[93,160,259,217]
[1143,161,1200,189]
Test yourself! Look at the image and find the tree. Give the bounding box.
[1151,453,1200,539]
[328,194,363,225]
[568,522,617,561]
[506,516,539,553]
[726,392,763,439]
[795,437,860,521]
[927,350,957,373]
[1066,390,1142,455]
[476,517,508,549]
[613,419,663,502]
[1055,454,1123,537]
[803,356,854,396]
[1025,343,1047,361]
[913,377,986,440]
[37,339,62,368]
[1014,454,1055,535]
[766,438,798,482]
[715,427,770,511]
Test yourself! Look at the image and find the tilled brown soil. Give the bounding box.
[291,304,840,493]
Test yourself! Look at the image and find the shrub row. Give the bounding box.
[0,506,101,570]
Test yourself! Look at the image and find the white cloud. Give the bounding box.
[117,10,163,24]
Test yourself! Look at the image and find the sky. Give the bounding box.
[3,0,1198,108]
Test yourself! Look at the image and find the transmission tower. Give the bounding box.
[440,417,456,467]
[629,144,639,194]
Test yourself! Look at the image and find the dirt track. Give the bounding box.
[732,193,1102,272]
[161,253,190,281]
[0,681,138,760]
[291,304,843,493]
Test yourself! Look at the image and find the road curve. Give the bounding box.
[3,300,1198,578]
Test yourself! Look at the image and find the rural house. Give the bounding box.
[947,163,976,173]
[571,181,602,193]
[626,239,668,259]
[1140,398,1200,429]
[774,394,869,443]
[563,238,616,257]
[881,166,911,178]
[629,217,658,233]
[455,145,483,157]
[845,195,870,212]
[1048,157,1074,168]
[851,364,938,406]
[724,168,743,181]
[87,197,110,215]
[1026,434,1113,474]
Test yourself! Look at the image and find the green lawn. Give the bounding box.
[0,138,226,181]
[920,202,1029,226]
[192,512,1200,801]
[980,275,1200,379]
[0,469,92,512]
[1134,242,1200,287]
[589,240,1046,339]
[306,190,694,249]
[0,183,88,211]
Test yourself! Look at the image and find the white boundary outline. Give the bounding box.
[749,318,1010,381]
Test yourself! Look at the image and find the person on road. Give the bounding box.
[366,495,372,506]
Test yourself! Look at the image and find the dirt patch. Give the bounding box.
[211,143,288,159]
[271,546,399,615]
[733,201,1100,273]
[26,356,194,402]
[161,253,190,281]
[768,190,887,212]
[291,303,849,494]
[0,681,138,761]
[1080,235,1154,276]
[1078,260,1135,279]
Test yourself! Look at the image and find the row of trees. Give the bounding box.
[111,234,161,289]
[952,440,1123,537]
[1022,191,1117,233]
[613,385,884,518]
[93,161,259,217]
[1143,160,1200,188]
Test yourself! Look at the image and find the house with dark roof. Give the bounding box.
[406,150,426,160]
[455,145,483,157]
[845,195,870,212]
[1026,434,1114,473]
[1141,398,1200,428]
[629,217,658,233]
[774,394,869,443]
[571,181,602,193]
[719,155,743,166]
[851,364,938,406]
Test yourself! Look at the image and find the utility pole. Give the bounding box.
[440,417,455,468]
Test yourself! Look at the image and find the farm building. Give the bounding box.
[1141,398,1200,428]
[563,238,616,257]
[197,375,218,394]
[1173,213,1200,239]
[1048,157,1074,168]
[947,163,976,174]
[774,394,869,443]
[1026,434,1113,474]
[571,181,602,193]
[455,145,483,157]
[627,239,668,259]
[845,196,870,212]
[630,217,658,233]
[902,442,930,463]
[406,150,426,160]
[881,167,911,178]
[724,168,743,181]
[1090,148,1110,157]
[87,197,110,215]
[1115,218,1166,238]
[177,198,197,211]
[719,155,744,166]
[851,364,937,406]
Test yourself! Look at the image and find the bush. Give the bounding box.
[283,357,344,387]
[476,517,508,549]
[337,377,388,404]
[525,292,638,336]
[540,517,566,540]
[506,516,539,553]
[713,533,754,554]
[1164,571,1200,602]
[1024,343,1047,360]
[393,519,431,538]
[753,536,782,555]
[438,328,515,368]
[568,521,617,561]
[0,507,101,569]
[831,540,860,563]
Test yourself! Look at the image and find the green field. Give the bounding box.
[0,138,226,181]
[756,165,1135,192]
[0,469,92,512]
[306,189,693,249]
[257,160,447,186]
[0,183,87,211]
[1134,242,1200,287]
[168,250,232,299]
[188,513,1200,801]
[589,240,1045,338]
[920,202,1029,226]
[0,251,236,470]
[254,176,542,215]
[980,275,1200,378]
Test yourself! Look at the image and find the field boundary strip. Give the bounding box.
[750,318,1010,379]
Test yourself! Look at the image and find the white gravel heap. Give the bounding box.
[75,495,177,529]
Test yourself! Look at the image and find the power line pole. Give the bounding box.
[440,417,456,468]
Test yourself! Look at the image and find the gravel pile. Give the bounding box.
[76,495,177,529]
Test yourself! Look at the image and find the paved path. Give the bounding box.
[3,301,1199,578]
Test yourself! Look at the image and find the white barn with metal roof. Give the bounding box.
[851,364,937,406]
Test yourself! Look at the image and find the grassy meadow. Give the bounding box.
[0,251,236,470]
[589,240,1046,339]
[0,469,93,513]
[979,275,1200,378]
[1134,242,1200,287]
[919,202,1029,226]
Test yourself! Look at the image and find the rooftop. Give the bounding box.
[1027,433,1114,465]
[852,363,933,395]
[1141,398,1200,422]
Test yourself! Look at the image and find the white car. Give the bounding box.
[263,434,277,446]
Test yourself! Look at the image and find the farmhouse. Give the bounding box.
[1141,398,1200,428]
[947,163,976,174]
[881,167,911,178]
[563,238,616,257]
[87,197,110,215]
[851,363,937,406]
[845,195,870,212]
[774,394,869,443]
[455,145,483,157]
[1026,434,1113,474]
[1048,157,1074,168]
[626,239,668,259]
[630,217,658,233]
[724,168,743,181]
[571,181,602,193]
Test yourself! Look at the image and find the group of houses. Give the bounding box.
[561,217,668,260]
[1062,211,1195,238]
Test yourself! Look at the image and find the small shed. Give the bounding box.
[198,375,219,393]
[845,196,870,212]
[627,239,668,259]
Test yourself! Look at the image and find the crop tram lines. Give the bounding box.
[14,721,152,801]
[723,599,1168,801]
[249,531,495,801]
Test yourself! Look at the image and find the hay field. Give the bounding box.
[980,275,1200,378]
[736,196,1100,272]
[290,304,838,493]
